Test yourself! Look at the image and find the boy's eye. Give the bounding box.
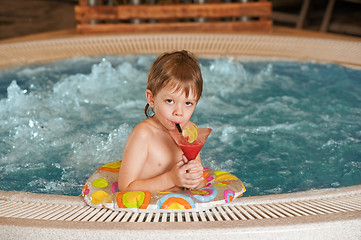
[186,102,193,106]
[166,99,174,104]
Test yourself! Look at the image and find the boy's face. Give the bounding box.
[146,85,198,131]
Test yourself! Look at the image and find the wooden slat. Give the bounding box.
[258,0,269,21]
[75,1,272,34]
[77,20,272,34]
[78,0,87,6]
[75,2,271,21]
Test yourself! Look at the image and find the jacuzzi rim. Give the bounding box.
[1,184,361,207]
[0,185,360,238]
[0,33,360,70]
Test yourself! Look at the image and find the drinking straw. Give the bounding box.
[175,123,182,133]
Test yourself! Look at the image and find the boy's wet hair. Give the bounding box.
[145,50,203,118]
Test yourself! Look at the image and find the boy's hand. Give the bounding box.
[170,160,204,189]
[182,155,206,189]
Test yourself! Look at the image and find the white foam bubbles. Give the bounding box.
[220,125,237,143]
[0,58,148,195]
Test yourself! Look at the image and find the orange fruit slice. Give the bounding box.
[182,125,198,143]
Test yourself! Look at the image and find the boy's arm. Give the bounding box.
[123,161,181,192]
[120,155,204,191]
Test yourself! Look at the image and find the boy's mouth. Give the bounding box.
[171,121,181,128]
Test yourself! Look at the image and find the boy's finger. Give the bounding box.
[182,154,189,164]
[176,160,185,167]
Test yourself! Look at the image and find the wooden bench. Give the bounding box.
[75,0,272,34]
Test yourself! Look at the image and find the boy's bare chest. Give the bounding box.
[143,137,182,175]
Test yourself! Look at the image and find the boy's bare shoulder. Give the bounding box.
[131,118,160,139]
[131,120,153,138]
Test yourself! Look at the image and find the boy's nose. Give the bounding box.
[173,104,183,116]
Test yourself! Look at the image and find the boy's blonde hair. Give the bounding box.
[145,50,203,118]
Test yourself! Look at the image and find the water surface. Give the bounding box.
[0,55,360,196]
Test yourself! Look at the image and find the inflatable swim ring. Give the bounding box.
[82,161,246,212]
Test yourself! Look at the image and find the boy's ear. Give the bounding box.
[145,89,155,108]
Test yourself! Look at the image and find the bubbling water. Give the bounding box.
[0,55,360,196]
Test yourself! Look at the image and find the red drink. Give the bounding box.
[169,128,212,161]
[178,139,204,160]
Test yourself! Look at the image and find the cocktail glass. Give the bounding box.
[169,128,212,160]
